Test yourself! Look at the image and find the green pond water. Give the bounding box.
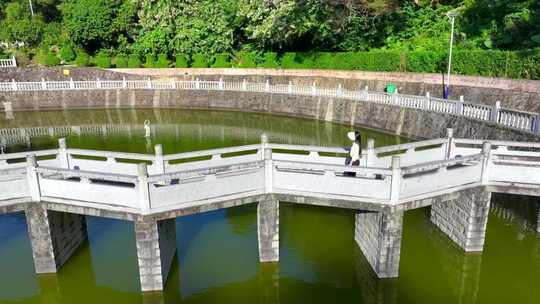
[0,109,539,304]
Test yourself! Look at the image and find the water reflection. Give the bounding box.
[0,109,539,304]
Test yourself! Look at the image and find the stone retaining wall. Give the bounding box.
[1,89,537,141]
[115,68,540,113]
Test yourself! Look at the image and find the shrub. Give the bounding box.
[95,52,111,68]
[60,44,76,62]
[115,54,128,68]
[191,53,208,68]
[43,51,60,66]
[211,53,231,68]
[235,51,257,68]
[144,54,155,68]
[155,54,170,68]
[175,55,188,68]
[75,51,90,67]
[128,55,141,68]
[259,52,279,68]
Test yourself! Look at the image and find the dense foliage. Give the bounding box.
[0,0,539,78]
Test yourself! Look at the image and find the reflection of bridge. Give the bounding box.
[0,123,327,151]
[1,129,540,292]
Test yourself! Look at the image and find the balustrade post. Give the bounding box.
[11,79,17,91]
[288,81,292,94]
[69,78,75,89]
[123,77,127,89]
[58,138,69,169]
[261,134,273,193]
[170,78,176,89]
[490,101,500,122]
[392,89,399,104]
[242,79,247,91]
[147,78,152,89]
[265,79,270,92]
[41,78,47,90]
[312,81,316,95]
[11,55,17,67]
[154,144,165,174]
[96,78,101,89]
[195,78,200,90]
[390,156,401,204]
[456,95,465,115]
[137,163,151,214]
[363,138,375,167]
[219,78,224,90]
[26,155,41,202]
[481,142,492,185]
[425,91,431,110]
[445,128,455,159]
[337,84,342,96]
[364,85,369,100]
[534,114,540,134]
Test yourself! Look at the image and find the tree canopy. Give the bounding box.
[0,0,538,56]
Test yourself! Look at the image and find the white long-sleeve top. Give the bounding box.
[349,142,360,163]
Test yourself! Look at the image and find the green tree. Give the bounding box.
[60,44,76,62]
[0,1,45,46]
[61,0,138,52]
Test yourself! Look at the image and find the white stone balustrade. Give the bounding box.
[1,133,540,214]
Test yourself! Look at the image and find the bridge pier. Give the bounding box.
[354,210,404,278]
[134,217,177,292]
[258,197,279,262]
[25,205,87,273]
[430,188,491,252]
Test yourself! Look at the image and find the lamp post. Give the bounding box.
[444,11,458,100]
[28,0,34,16]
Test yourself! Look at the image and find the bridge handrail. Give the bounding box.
[66,148,156,161]
[401,153,483,175]
[2,79,539,135]
[148,160,264,183]
[454,138,540,149]
[268,143,346,154]
[373,138,447,154]
[36,166,138,183]
[0,149,58,161]
[273,159,393,176]
[162,144,261,161]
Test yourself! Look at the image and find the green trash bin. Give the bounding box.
[385,83,396,94]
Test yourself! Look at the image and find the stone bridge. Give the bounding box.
[1,130,539,292]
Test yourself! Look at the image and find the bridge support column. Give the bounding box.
[354,211,403,278]
[258,197,279,262]
[134,217,177,292]
[430,188,491,251]
[25,204,87,273]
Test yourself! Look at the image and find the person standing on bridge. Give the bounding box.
[345,131,362,176]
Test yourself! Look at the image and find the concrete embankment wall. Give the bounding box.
[114,68,540,113]
[1,89,536,141]
[2,67,539,113]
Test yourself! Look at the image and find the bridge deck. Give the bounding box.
[1,131,540,219]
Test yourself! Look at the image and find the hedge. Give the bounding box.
[235,51,257,68]
[128,55,141,68]
[95,52,111,68]
[156,54,170,68]
[52,48,540,80]
[115,54,128,68]
[75,51,90,67]
[60,44,76,62]
[175,55,188,68]
[212,53,231,68]
[191,53,208,68]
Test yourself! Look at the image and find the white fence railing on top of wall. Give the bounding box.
[0,78,539,135]
[0,56,16,68]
